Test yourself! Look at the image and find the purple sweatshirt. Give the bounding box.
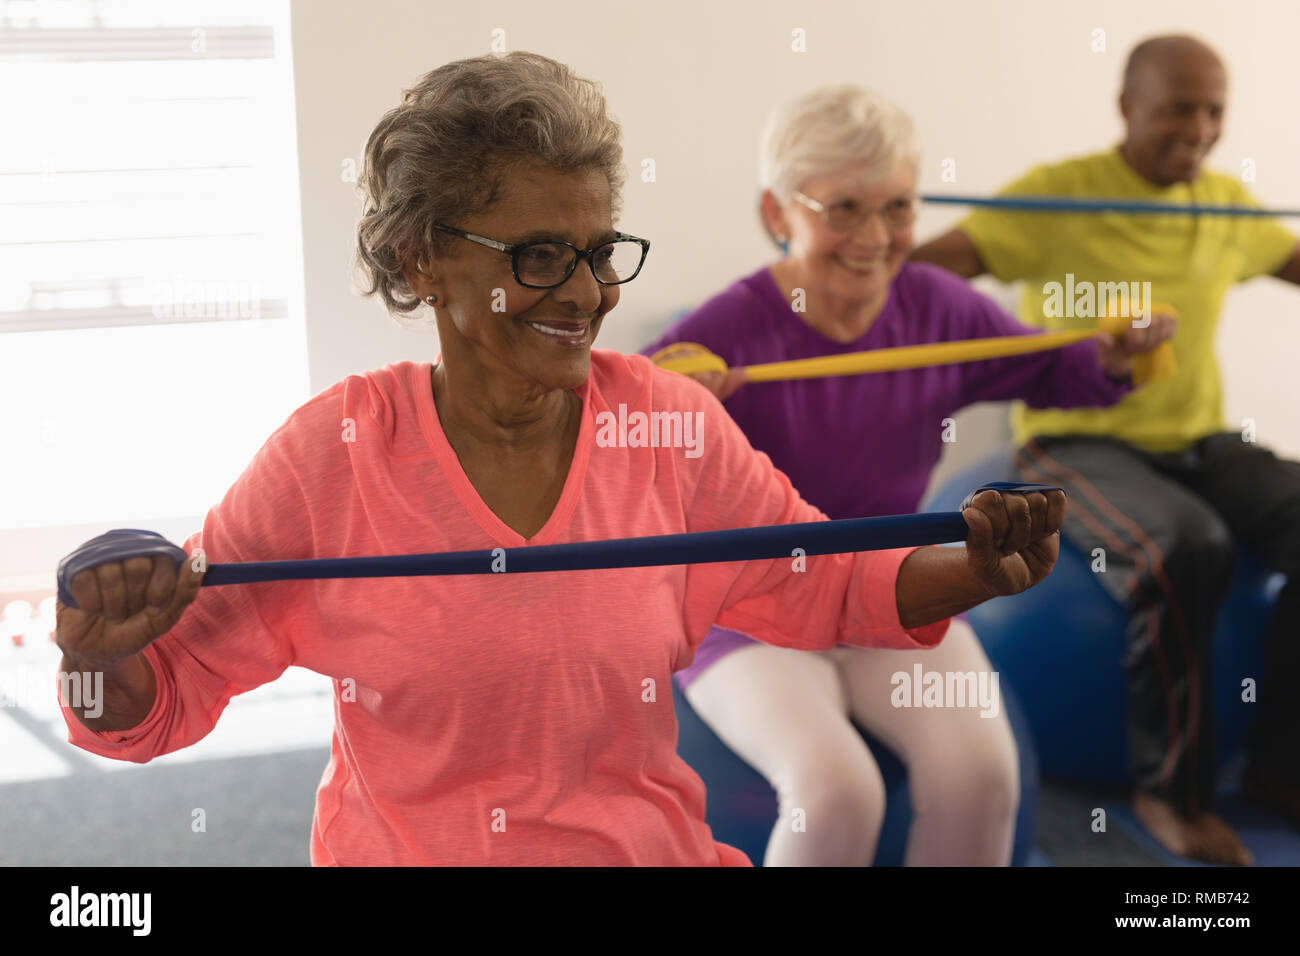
[641,261,1131,687]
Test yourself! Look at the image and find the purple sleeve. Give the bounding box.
[947,280,1133,410]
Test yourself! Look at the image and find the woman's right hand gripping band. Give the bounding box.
[55,529,205,667]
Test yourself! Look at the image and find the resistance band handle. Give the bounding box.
[958,481,1061,511]
[56,529,188,609]
[55,482,1064,609]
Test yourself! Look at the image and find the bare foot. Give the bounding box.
[1242,768,1300,829]
[1132,791,1253,866]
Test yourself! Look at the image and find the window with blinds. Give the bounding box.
[0,0,307,549]
[0,0,292,332]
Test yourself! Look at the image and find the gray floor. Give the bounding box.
[0,748,321,866]
[1,744,1164,866]
[1034,781,1161,866]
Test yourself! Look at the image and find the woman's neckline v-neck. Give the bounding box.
[413,361,593,547]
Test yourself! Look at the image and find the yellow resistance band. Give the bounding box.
[651,306,1177,387]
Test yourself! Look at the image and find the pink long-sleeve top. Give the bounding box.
[60,351,949,865]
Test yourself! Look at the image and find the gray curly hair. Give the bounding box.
[354,51,626,316]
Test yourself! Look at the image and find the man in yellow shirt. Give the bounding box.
[913,34,1300,866]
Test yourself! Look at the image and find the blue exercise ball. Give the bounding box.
[923,450,1280,785]
[673,675,1039,866]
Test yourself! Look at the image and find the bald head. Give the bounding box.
[1119,35,1227,186]
[1123,35,1225,95]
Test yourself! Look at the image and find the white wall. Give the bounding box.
[289,0,1300,491]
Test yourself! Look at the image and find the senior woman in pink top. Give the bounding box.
[54,52,1064,866]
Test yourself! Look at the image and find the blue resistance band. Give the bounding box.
[55,482,1061,610]
[919,194,1300,218]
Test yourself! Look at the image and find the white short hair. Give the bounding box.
[758,85,920,201]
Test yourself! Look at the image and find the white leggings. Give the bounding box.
[683,620,1019,866]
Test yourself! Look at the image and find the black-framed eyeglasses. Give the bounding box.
[432,224,651,289]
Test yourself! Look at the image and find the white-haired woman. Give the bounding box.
[55,56,1066,866]
[645,86,1173,866]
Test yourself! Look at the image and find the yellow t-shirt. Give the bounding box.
[958,147,1296,453]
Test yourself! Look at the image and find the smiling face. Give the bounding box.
[409,161,620,394]
[770,160,917,309]
[1121,46,1226,186]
